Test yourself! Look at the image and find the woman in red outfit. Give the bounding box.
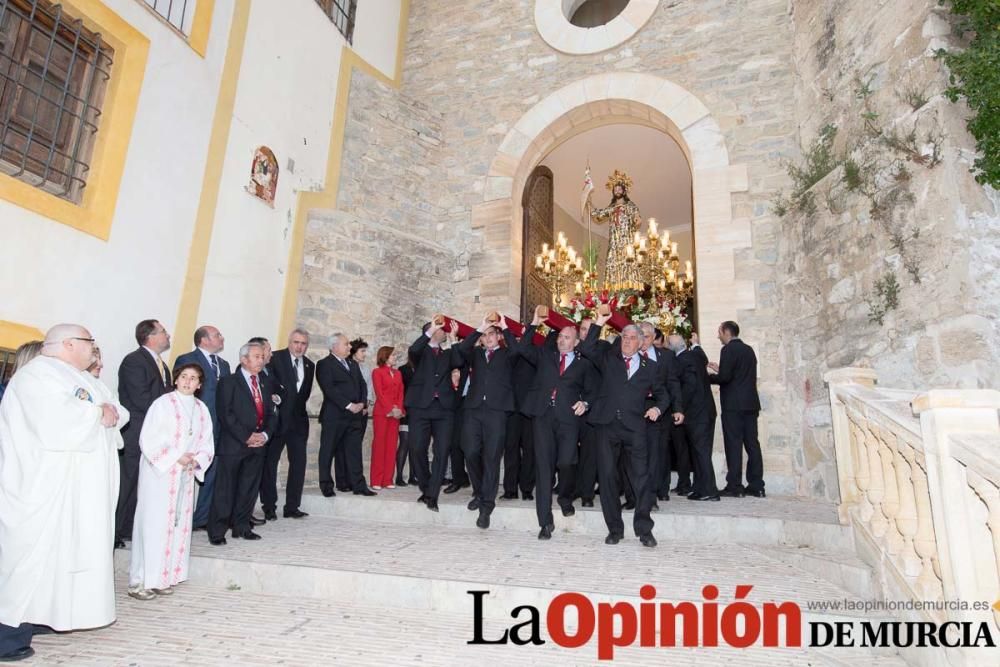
[370,346,405,489]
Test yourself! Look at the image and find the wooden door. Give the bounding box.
[520,166,554,321]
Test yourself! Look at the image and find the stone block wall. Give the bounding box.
[781,0,1000,499]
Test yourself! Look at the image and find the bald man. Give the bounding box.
[0,324,128,661]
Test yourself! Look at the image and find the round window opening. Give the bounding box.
[566,0,630,28]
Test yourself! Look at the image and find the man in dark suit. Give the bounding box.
[175,325,231,530]
[260,328,315,520]
[579,313,668,548]
[208,342,277,543]
[443,366,471,494]
[669,333,720,500]
[404,319,464,511]
[637,322,684,511]
[115,319,172,547]
[316,333,373,497]
[518,313,596,540]
[455,315,520,529]
[709,321,764,498]
[500,356,536,501]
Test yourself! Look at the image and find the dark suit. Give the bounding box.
[710,338,763,492]
[404,333,463,501]
[116,347,171,541]
[316,354,368,492]
[456,329,519,517]
[678,346,719,497]
[261,348,314,513]
[175,348,232,528]
[637,347,682,506]
[449,367,471,487]
[579,325,667,539]
[210,369,278,539]
[502,356,536,497]
[396,362,416,483]
[518,325,596,528]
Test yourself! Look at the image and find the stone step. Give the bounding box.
[34,575,907,666]
[296,487,853,552]
[115,513,888,642]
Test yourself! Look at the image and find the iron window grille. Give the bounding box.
[140,0,191,36]
[0,0,113,204]
[314,0,356,43]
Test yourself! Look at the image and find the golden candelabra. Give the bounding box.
[630,218,695,303]
[534,232,594,306]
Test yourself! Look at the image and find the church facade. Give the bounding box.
[2,0,997,499]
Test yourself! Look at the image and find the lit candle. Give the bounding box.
[648,218,657,236]
[542,243,549,254]
[671,242,678,256]
[686,260,693,274]
[634,231,641,245]
[575,281,582,293]
[535,255,543,269]
[639,238,647,252]
[659,279,666,290]
[668,269,676,282]
[627,246,635,258]
[676,278,683,290]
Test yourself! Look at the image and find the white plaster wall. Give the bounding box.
[0,0,232,388]
[353,0,403,79]
[196,0,403,360]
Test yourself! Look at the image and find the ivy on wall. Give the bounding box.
[937,0,1000,188]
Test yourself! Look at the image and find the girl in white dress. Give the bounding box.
[128,363,214,599]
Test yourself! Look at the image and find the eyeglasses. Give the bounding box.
[69,337,96,343]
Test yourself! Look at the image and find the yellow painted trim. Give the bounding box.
[0,321,45,351]
[187,0,216,58]
[170,0,251,366]
[0,0,149,240]
[277,0,411,340]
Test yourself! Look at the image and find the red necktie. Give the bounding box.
[552,353,566,401]
[250,375,264,429]
[623,356,631,379]
[485,348,493,363]
[432,347,441,357]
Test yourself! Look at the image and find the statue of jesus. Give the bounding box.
[589,170,642,290]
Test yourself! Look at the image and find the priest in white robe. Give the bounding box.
[0,324,127,662]
[128,363,214,598]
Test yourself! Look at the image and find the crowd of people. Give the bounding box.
[0,309,762,662]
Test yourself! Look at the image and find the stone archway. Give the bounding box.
[465,72,753,360]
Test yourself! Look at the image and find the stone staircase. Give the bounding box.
[32,488,910,665]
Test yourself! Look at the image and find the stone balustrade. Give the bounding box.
[826,369,1000,666]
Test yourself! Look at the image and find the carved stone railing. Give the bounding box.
[825,369,1000,667]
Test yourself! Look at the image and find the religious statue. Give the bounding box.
[589,169,642,290]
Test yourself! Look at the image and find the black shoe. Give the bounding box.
[640,534,658,548]
[250,515,265,526]
[467,498,480,511]
[192,525,207,532]
[283,509,309,518]
[476,513,490,529]
[354,488,377,496]
[0,646,34,662]
[321,485,336,498]
[114,538,126,549]
[582,498,594,508]
[264,510,278,521]
[720,487,746,498]
[746,488,766,498]
[561,505,575,517]
[689,493,721,501]
[234,530,262,540]
[538,524,554,540]
[522,493,534,501]
[673,486,693,496]
[443,483,462,494]
[623,500,636,510]
[395,478,408,487]
[407,477,418,485]
[417,494,428,503]
[605,533,623,545]
[425,499,439,512]
[500,492,518,500]
[337,486,351,493]
[442,477,453,485]
[656,493,669,501]
[209,537,227,546]
[650,502,660,512]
